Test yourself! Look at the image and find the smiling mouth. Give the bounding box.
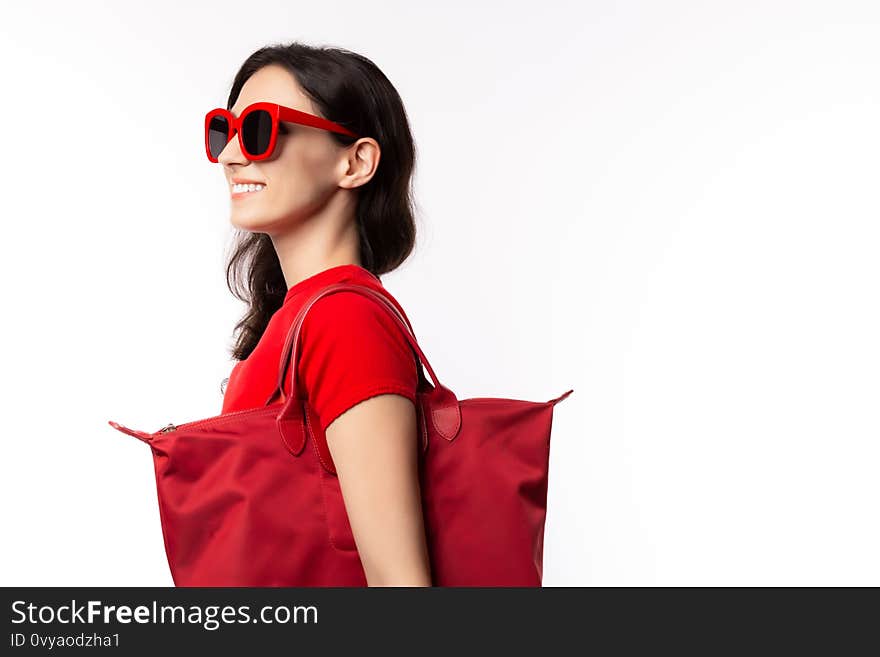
[231,184,266,199]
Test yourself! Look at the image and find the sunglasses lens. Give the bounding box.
[241,109,274,158]
[207,115,230,160]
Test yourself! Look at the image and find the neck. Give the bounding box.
[269,195,362,290]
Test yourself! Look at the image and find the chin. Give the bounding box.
[230,210,279,233]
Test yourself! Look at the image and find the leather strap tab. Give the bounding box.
[272,282,461,472]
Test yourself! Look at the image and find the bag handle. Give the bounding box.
[275,281,457,413]
[271,282,462,458]
[268,282,421,403]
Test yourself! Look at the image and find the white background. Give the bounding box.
[1,0,878,586]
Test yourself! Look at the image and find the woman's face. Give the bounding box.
[217,64,357,234]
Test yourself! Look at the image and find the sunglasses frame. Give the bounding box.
[204,101,362,162]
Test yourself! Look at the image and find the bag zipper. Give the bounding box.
[156,395,534,434]
[154,403,283,434]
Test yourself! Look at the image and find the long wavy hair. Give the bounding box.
[222,42,419,363]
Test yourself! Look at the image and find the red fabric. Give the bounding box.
[221,264,419,434]
[107,276,575,586]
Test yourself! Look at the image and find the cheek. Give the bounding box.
[270,151,336,205]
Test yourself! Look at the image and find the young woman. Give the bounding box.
[208,43,431,586]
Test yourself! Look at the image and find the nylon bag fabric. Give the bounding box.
[108,281,573,586]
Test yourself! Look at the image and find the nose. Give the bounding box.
[217,127,247,166]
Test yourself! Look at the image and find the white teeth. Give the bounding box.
[232,183,265,193]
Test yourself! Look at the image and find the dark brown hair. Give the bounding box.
[223,42,419,362]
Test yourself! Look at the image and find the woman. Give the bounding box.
[209,42,431,586]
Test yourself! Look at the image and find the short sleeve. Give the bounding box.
[297,291,419,433]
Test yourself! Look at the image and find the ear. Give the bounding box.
[338,137,381,190]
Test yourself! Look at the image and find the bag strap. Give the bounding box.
[271,282,462,460]
[268,281,423,404]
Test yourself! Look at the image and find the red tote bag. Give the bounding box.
[108,281,573,586]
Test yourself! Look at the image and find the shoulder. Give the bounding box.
[301,289,402,341]
[295,287,419,430]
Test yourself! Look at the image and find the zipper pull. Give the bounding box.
[158,423,177,433]
[108,420,153,444]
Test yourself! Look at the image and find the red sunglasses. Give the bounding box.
[204,101,361,162]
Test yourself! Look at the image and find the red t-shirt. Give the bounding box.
[221,264,420,436]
